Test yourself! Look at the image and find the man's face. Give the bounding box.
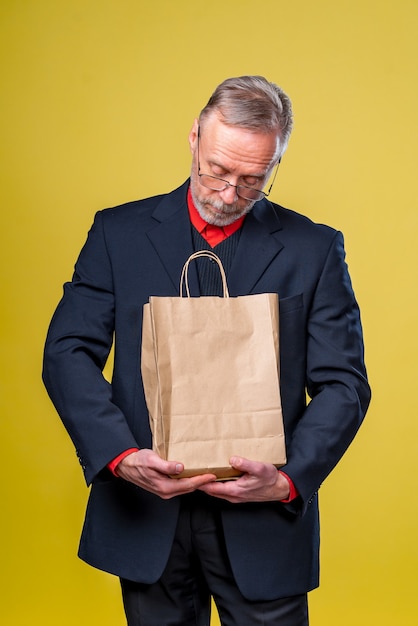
[188,113,280,227]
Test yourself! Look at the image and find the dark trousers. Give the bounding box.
[121,493,309,626]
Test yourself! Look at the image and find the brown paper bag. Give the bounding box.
[141,251,286,479]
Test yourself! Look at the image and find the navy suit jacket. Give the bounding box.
[43,180,370,601]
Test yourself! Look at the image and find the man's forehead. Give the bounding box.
[200,115,281,171]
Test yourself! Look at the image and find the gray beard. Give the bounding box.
[190,174,255,227]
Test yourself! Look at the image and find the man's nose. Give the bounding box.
[219,183,238,203]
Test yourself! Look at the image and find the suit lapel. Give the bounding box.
[146,182,200,295]
[228,200,284,295]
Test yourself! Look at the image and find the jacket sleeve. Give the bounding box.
[281,231,371,512]
[42,211,139,485]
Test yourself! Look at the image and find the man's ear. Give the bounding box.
[188,118,199,153]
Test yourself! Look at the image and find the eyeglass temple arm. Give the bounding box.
[265,157,282,197]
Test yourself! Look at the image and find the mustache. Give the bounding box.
[203,197,241,213]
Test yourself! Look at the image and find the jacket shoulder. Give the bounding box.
[99,181,188,225]
[275,203,337,236]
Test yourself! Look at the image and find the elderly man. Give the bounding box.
[43,75,370,626]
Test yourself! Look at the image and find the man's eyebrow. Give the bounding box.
[207,158,267,179]
[207,157,228,171]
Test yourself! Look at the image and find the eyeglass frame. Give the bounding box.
[196,126,281,202]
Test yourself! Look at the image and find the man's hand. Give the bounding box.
[115,449,217,499]
[198,456,290,503]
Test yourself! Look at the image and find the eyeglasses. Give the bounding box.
[197,127,281,202]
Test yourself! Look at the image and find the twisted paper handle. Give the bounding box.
[179,251,230,298]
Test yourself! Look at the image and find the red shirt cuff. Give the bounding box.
[107,448,139,476]
[278,471,299,502]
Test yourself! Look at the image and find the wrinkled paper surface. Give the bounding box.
[142,291,286,479]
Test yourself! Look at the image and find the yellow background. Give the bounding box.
[1,1,417,624]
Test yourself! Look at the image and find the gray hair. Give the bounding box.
[199,75,293,158]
